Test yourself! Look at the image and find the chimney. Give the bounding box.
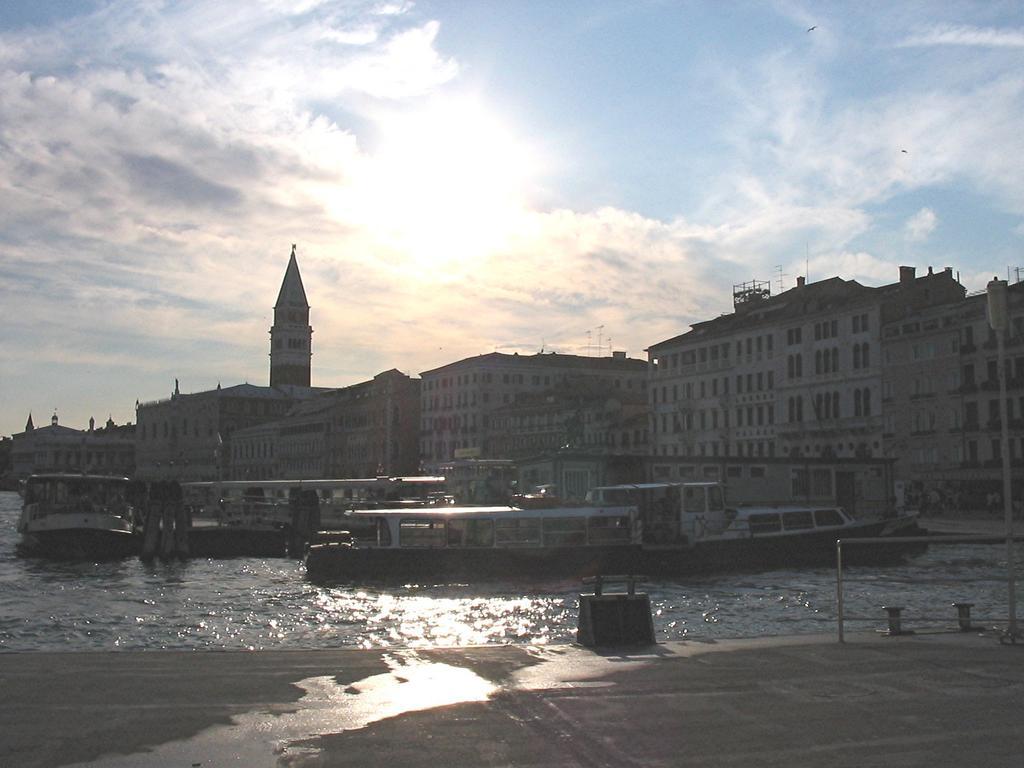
[796,276,806,288]
[899,266,916,284]
[612,350,626,359]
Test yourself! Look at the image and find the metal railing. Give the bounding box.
[835,533,1024,643]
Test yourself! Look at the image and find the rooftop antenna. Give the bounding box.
[805,243,810,285]
[775,264,787,294]
[597,325,604,356]
[585,329,592,356]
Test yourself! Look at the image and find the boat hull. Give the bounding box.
[17,528,139,560]
[306,543,644,585]
[643,518,927,576]
[305,518,928,585]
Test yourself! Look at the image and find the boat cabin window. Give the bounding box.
[814,509,845,526]
[399,518,447,547]
[543,517,587,546]
[495,517,542,547]
[447,518,494,547]
[707,485,725,511]
[376,518,392,547]
[748,513,782,534]
[683,486,705,513]
[782,510,814,530]
[27,478,130,514]
[587,515,631,544]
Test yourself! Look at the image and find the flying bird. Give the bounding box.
[807,25,817,32]
[901,149,908,154]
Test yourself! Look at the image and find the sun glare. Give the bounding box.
[351,98,540,272]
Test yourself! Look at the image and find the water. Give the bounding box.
[0,491,1018,652]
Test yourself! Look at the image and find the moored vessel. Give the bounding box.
[305,481,926,584]
[16,474,140,559]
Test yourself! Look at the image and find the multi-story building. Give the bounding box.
[418,351,648,467]
[136,382,319,481]
[488,386,649,460]
[324,369,420,478]
[230,369,420,480]
[646,266,966,481]
[882,273,1024,510]
[9,413,135,479]
[135,247,324,481]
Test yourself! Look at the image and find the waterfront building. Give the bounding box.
[488,385,649,460]
[418,351,648,467]
[324,369,420,479]
[136,382,321,481]
[646,267,965,480]
[882,274,1024,510]
[9,413,135,480]
[229,369,420,481]
[229,396,333,481]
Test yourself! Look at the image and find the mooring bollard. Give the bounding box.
[577,575,654,648]
[953,602,975,632]
[882,605,906,636]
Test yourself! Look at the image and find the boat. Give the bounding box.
[305,503,641,583]
[174,476,452,559]
[589,482,926,573]
[15,474,140,559]
[305,481,926,584]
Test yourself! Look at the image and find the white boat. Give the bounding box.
[16,474,140,559]
[305,481,925,584]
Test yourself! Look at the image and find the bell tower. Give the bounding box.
[269,244,312,387]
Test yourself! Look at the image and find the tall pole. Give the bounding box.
[988,278,1017,640]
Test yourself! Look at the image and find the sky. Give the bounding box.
[1,0,1023,437]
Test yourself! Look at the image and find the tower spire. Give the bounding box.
[269,244,312,388]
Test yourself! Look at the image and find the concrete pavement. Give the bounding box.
[3,631,1024,767]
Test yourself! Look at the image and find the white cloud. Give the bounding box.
[900,24,1024,48]
[904,207,937,241]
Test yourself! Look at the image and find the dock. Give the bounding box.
[3,631,1023,767]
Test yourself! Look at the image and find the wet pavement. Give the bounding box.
[3,631,1023,767]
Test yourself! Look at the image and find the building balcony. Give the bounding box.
[909,392,936,401]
